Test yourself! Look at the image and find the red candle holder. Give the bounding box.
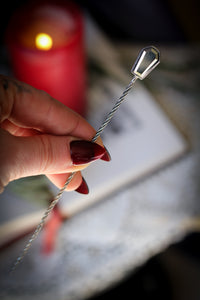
[6,0,87,116]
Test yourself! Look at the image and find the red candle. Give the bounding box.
[6,0,87,116]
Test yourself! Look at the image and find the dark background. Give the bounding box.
[1,1,200,299]
[88,233,200,300]
[0,0,200,45]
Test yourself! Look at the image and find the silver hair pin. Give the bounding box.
[11,46,160,272]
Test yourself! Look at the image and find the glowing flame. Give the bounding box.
[35,33,53,50]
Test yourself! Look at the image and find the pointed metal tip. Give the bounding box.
[131,46,160,80]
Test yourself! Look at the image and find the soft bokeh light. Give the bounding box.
[35,33,53,50]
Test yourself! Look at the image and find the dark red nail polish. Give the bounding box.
[100,146,111,162]
[75,177,89,194]
[70,140,106,165]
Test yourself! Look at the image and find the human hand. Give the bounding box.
[0,75,110,193]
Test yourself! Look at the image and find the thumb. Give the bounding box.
[0,129,76,189]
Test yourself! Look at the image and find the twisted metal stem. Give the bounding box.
[91,77,136,142]
[11,76,137,272]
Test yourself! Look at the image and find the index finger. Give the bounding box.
[0,75,96,140]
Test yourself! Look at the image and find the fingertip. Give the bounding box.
[46,171,83,191]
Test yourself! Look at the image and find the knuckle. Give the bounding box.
[37,134,54,173]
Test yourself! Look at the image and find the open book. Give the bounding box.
[57,75,188,214]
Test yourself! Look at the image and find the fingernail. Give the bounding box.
[75,177,89,194]
[100,146,111,162]
[70,140,106,165]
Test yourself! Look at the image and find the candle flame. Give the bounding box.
[35,33,53,50]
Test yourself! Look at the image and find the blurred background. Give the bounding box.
[0,0,200,299]
[0,0,200,44]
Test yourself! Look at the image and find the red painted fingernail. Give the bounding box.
[70,140,106,165]
[75,177,89,194]
[100,146,111,162]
